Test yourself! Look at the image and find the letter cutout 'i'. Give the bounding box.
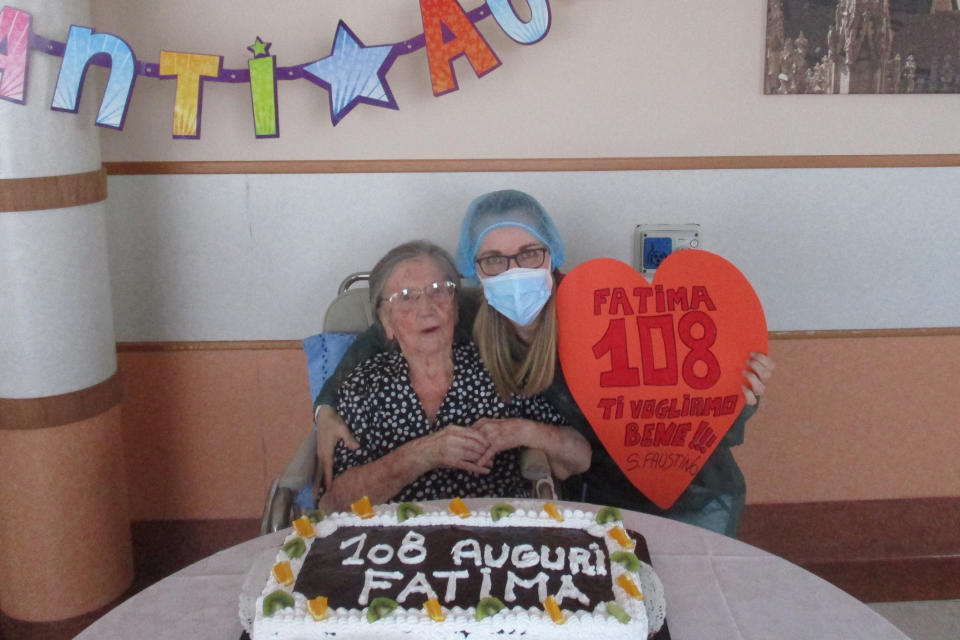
[419,0,500,96]
[247,36,278,138]
[0,7,31,104]
[159,50,222,138]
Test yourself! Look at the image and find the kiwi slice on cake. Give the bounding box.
[595,506,623,524]
[490,503,516,522]
[396,502,423,522]
[281,537,307,559]
[609,550,641,572]
[366,597,399,622]
[605,601,631,624]
[475,596,505,620]
[262,590,295,616]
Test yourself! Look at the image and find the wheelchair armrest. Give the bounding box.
[261,431,319,535]
[261,478,294,534]
[279,430,318,490]
[520,448,556,500]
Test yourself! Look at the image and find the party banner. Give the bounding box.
[0,0,551,138]
[557,253,768,510]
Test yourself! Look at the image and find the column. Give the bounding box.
[0,0,133,621]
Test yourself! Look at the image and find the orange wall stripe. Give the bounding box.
[103,155,960,175]
[0,373,122,430]
[0,168,108,212]
[768,327,960,339]
[116,340,302,352]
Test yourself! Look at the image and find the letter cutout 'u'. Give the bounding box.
[486,0,551,44]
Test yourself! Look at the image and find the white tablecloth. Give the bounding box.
[76,499,909,640]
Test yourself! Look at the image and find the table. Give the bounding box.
[76,499,909,640]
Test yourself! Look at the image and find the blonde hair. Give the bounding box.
[473,292,558,400]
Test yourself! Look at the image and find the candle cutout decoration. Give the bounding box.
[247,36,278,138]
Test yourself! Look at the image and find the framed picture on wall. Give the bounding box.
[765,0,960,94]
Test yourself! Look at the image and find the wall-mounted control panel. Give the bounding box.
[634,224,702,275]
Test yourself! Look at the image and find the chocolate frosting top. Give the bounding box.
[295,524,614,611]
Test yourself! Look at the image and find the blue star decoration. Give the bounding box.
[302,21,399,126]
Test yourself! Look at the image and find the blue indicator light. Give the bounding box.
[643,237,673,270]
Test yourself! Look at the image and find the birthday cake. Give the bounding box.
[243,498,665,640]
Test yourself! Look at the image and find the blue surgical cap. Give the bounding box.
[455,190,565,279]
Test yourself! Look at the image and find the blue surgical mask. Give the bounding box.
[480,267,553,327]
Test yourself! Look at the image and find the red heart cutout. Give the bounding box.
[557,251,768,510]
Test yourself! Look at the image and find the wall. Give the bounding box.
[103,169,960,340]
[84,1,960,159]
[19,0,955,519]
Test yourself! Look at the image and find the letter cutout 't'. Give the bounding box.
[159,50,222,138]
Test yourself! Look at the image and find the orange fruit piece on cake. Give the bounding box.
[351,496,376,519]
[292,515,316,538]
[307,596,329,621]
[272,561,295,586]
[542,595,565,624]
[423,597,446,621]
[608,526,635,549]
[543,502,565,522]
[448,497,470,518]
[616,574,644,600]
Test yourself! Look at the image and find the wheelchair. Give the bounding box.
[260,273,557,534]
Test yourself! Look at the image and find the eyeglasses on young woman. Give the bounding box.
[475,247,549,276]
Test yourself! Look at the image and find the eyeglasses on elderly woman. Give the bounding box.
[475,246,549,277]
[382,280,457,313]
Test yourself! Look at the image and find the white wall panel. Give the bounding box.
[105,168,960,341]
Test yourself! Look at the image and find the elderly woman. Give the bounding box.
[317,240,590,513]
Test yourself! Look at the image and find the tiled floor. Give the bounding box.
[868,600,960,640]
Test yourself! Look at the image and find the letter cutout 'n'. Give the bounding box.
[52,25,136,129]
[0,7,32,104]
[419,0,500,96]
[159,51,222,139]
[486,0,551,44]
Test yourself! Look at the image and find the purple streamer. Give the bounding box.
[26,3,494,85]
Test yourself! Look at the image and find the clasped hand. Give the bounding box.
[313,406,521,489]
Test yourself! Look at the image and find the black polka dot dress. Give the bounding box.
[333,342,566,502]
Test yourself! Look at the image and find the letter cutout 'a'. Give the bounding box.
[0,7,31,103]
[52,25,137,129]
[159,51,222,138]
[419,0,500,96]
